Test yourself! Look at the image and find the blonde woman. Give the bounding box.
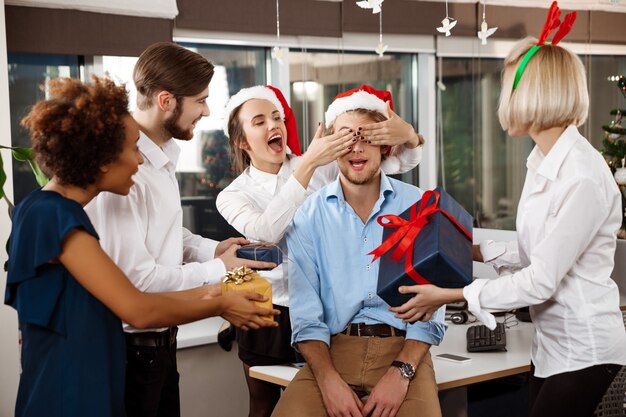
[390,5,626,417]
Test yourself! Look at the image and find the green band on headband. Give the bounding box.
[513,45,543,90]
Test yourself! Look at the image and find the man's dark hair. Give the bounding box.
[133,42,215,110]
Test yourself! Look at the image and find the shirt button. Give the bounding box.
[366,265,371,271]
[363,237,368,243]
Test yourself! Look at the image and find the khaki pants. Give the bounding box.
[272,333,441,417]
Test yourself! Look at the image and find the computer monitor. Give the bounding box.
[181,196,242,242]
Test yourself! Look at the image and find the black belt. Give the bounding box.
[341,323,405,338]
[125,327,178,348]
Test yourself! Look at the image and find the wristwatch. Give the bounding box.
[391,360,416,381]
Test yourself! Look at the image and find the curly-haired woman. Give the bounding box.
[5,75,279,417]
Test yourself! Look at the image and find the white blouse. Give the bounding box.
[216,146,423,306]
[464,125,626,378]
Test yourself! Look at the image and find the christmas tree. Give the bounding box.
[601,75,626,238]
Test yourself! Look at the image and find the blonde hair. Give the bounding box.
[326,108,387,135]
[498,37,588,134]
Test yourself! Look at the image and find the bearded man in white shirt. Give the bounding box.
[86,42,276,417]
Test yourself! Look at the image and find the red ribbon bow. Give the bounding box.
[368,190,473,286]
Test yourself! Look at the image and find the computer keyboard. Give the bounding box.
[466,322,507,352]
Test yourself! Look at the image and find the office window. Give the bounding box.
[8,52,83,203]
[289,50,418,186]
[440,53,626,231]
[178,44,267,239]
[439,57,532,230]
[585,55,626,150]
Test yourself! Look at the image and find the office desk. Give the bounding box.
[249,321,534,390]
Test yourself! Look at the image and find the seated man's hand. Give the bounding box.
[319,373,364,417]
[362,367,410,417]
[215,237,249,257]
[219,291,280,330]
[218,243,277,271]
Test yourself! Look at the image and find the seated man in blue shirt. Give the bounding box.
[272,86,447,417]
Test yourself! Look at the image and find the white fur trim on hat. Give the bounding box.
[223,86,285,137]
[324,90,389,128]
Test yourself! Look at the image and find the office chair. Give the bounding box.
[593,365,626,417]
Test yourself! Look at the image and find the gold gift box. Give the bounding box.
[221,266,274,321]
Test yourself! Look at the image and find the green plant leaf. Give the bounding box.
[11,146,32,162]
[0,145,48,186]
[0,151,6,201]
[28,159,48,186]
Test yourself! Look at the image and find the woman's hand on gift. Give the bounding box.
[357,102,424,149]
[218,243,277,271]
[220,291,280,330]
[215,237,249,257]
[201,284,222,299]
[389,285,464,323]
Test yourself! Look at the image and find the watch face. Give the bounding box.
[401,363,416,379]
[392,361,416,380]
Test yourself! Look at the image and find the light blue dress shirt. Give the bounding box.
[287,172,447,348]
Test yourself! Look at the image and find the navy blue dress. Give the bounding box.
[5,189,125,417]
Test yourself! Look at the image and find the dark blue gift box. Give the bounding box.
[236,244,283,269]
[374,187,473,307]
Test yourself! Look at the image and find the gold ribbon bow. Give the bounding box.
[222,266,258,285]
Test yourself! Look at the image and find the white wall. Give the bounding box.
[0,0,21,415]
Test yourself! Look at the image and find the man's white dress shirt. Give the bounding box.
[464,125,626,378]
[86,132,226,331]
[216,146,422,306]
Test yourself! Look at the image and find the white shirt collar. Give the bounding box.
[247,162,291,195]
[138,131,181,171]
[526,125,579,181]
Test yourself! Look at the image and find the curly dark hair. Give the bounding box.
[21,75,130,188]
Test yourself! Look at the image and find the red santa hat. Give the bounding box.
[325,84,394,128]
[223,85,302,156]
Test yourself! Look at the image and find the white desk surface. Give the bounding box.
[176,317,224,349]
[250,321,534,391]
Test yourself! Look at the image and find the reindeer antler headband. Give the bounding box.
[512,1,577,90]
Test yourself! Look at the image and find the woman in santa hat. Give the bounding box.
[217,84,424,417]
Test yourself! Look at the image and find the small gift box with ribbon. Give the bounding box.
[236,243,283,269]
[221,266,274,321]
[370,187,473,307]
